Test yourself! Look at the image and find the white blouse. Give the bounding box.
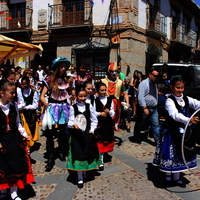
[165,94,200,124]
[96,96,115,117]
[0,101,28,137]
[68,102,98,133]
[17,87,38,110]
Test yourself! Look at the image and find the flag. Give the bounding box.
[5,16,12,20]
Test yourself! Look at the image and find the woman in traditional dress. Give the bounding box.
[94,82,115,171]
[40,57,71,172]
[0,80,34,200]
[153,77,200,188]
[67,86,101,188]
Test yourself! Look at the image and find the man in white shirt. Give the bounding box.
[37,65,44,82]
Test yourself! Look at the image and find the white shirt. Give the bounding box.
[17,87,38,110]
[68,102,98,133]
[0,101,28,137]
[37,69,44,81]
[165,94,200,124]
[96,96,115,117]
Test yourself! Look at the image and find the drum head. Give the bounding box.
[74,114,87,131]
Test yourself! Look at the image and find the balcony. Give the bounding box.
[0,8,32,32]
[48,1,93,30]
[171,22,197,48]
[146,7,167,38]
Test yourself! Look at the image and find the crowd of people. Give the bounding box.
[0,58,200,199]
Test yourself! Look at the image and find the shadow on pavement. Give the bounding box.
[18,184,36,200]
[146,163,166,188]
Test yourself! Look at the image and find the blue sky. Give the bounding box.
[194,0,200,6]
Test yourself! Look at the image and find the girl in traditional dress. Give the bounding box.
[94,82,115,171]
[67,86,101,188]
[84,81,95,105]
[40,57,71,172]
[17,76,39,144]
[153,77,200,188]
[0,80,34,200]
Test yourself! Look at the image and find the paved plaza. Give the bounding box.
[15,122,200,200]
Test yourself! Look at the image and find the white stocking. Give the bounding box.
[77,171,83,181]
[10,187,21,200]
[172,172,182,183]
[165,172,171,181]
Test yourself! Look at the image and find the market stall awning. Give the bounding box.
[0,34,43,64]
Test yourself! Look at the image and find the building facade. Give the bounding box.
[0,0,200,78]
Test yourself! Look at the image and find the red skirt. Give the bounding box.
[97,141,115,153]
[0,150,34,190]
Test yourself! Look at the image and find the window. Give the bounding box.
[9,2,26,18]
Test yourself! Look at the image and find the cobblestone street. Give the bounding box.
[17,122,200,200]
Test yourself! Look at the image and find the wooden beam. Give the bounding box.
[0,45,18,65]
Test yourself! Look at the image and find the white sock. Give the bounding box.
[172,172,182,182]
[82,171,86,177]
[77,171,83,181]
[10,187,21,200]
[101,153,104,164]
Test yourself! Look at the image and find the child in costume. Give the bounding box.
[153,77,200,188]
[0,80,34,200]
[67,86,101,188]
[17,76,39,145]
[94,82,115,171]
[40,57,71,172]
[84,81,95,106]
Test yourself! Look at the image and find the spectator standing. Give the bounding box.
[36,65,44,82]
[67,65,76,77]
[130,68,160,144]
[117,65,126,81]
[132,71,144,117]
[72,62,93,88]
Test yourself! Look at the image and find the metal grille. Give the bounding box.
[72,47,110,80]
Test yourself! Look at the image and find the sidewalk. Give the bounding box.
[22,122,200,200]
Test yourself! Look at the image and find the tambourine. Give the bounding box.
[182,109,200,176]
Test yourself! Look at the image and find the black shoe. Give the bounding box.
[174,180,186,188]
[98,165,104,171]
[45,161,55,172]
[78,180,83,188]
[58,153,66,162]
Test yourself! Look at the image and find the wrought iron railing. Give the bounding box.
[0,8,32,31]
[171,22,197,47]
[146,7,167,36]
[48,1,93,28]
